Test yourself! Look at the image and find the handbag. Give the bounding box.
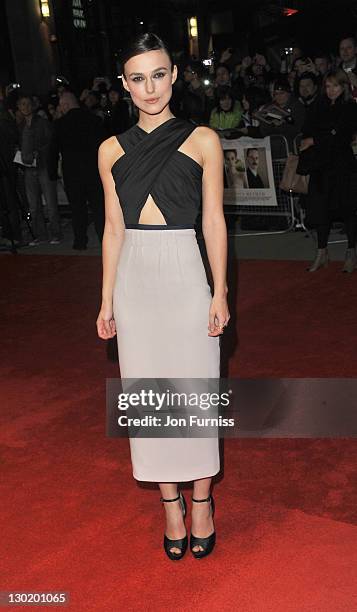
[280,154,310,194]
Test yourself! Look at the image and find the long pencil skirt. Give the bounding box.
[113,227,220,482]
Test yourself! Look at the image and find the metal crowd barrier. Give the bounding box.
[223,134,296,237]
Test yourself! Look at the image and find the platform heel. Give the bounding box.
[160,492,188,560]
[190,494,216,559]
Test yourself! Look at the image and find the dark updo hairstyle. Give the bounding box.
[120,32,174,79]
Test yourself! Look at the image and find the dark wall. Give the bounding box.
[0,1,15,86]
[5,0,55,95]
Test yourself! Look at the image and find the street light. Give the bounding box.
[188,16,198,57]
[40,0,50,18]
[189,16,198,39]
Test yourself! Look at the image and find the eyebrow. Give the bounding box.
[128,66,169,77]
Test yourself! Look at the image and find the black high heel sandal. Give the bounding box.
[190,494,216,559]
[160,492,188,561]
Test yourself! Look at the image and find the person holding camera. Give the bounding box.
[240,78,305,151]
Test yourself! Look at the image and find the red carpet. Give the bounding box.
[1,255,356,611]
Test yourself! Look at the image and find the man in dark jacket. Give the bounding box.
[17,95,62,244]
[49,92,106,250]
[246,148,265,188]
[339,36,357,100]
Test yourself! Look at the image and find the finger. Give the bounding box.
[99,319,111,338]
[104,320,113,335]
[208,311,215,333]
[208,326,221,337]
[97,324,109,340]
[215,314,226,330]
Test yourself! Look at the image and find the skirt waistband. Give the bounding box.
[125,223,195,230]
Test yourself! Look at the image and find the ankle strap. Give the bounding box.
[160,494,180,503]
[192,495,211,503]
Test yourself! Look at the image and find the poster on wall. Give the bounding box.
[221,136,278,207]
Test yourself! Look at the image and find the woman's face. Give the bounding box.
[122,49,177,114]
[273,89,289,107]
[84,93,98,108]
[215,67,230,85]
[219,95,232,111]
[109,90,120,104]
[252,63,263,76]
[325,79,343,101]
[225,151,236,167]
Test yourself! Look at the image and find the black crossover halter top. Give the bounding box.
[111,117,203,226]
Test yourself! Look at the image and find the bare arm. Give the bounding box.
[199,127,230,336]
[96,137,126,340]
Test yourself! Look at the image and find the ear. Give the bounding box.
[121,75,130,94]
[171,64,178,85]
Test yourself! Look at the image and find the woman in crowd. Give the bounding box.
[104,84,131,136]
[300,69,357,272]
[209,85,242,131]
[239,86,271,128]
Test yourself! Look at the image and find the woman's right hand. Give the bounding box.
[96,303,117,340]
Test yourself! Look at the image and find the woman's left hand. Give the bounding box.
[208,294,230,336]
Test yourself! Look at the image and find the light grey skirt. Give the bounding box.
[113,228,220,482]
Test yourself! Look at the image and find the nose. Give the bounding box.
[145,77,155,95]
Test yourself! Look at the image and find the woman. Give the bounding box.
[209,85,242,131]
[224,149,248,189]
[104,85,131,136]
[239,86,271,128]
[300,69,357,272]
[96,33,229,560]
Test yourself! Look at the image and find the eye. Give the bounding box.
[154,72,166,79]
[132,76,143,82]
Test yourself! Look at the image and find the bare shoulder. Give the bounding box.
[99,135,123,156]
[193,126,223,163]
[194,125,221,146]
[98,135,124,169]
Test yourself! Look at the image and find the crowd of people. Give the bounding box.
[0,34,357,264]
[0,76,134,249]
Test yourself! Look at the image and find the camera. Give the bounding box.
[202,59,213,66]
[7,83,21,92]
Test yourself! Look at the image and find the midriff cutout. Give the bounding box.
[138,194,167,225]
